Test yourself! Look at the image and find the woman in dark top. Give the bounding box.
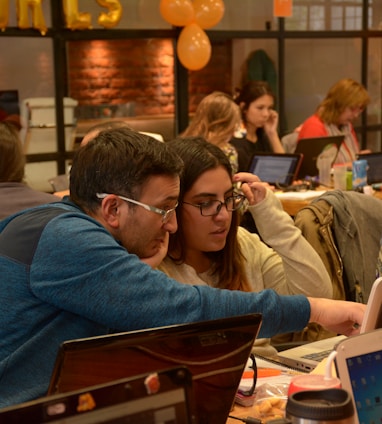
[0,121,59,219]
[231,81,284,172]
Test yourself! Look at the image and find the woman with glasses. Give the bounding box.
[297,78,371,165]
[159,136,332,356]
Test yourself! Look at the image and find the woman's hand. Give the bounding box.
[264,110,279,135]
[233,172,272,205]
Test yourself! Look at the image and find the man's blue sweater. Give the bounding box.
[0,200,310,407]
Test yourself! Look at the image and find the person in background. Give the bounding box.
[53,120,132,198]
[159,136,332,356]
[80,120,132,147]
[0,121,60,220]
[182,91,241,174]
[297,78,371,165]
[0,128,365,407]
[231,80,285,172]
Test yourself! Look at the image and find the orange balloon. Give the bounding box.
[176,23,211,71]
[0,0,9,31]
[17,0,47,35]
[159,0,194,27]
[62,0,92,30]
[193,0,225,29]
[96,0,122,29]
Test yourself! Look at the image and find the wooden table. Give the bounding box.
[278,188,382,216]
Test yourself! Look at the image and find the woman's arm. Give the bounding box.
[233,174,333,298]
[263,110,285,153]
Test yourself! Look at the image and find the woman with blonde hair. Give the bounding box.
[182,91,241,173]
[298,78,371,164]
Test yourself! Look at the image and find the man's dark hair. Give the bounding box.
[70,128,183,212]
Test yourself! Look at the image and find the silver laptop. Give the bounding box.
[277,277,382,372]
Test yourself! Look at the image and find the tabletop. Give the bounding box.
[277,187,382,216]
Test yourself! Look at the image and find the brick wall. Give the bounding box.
[67,38,232,116]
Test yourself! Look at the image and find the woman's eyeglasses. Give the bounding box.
[183,193,246,216]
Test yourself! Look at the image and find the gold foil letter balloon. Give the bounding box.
[96,0,122,29]
[62,0,92,30]
[17,0,47,35]
[0,0,9,31]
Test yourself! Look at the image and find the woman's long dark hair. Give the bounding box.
[166,136,251,292]
[234,80,275,125]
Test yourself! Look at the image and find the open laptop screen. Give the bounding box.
[335,329,382,424]
[47,314,262,424]
[248,153,303,186]
[357,152,382,184]
[344,348,382,423]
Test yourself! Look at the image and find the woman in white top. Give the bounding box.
[159,136,332,356]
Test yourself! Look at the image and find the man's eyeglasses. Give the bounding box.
[183,193,246,216]
[96,193,178,224]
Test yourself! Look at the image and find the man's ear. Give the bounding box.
[99,195,122,229]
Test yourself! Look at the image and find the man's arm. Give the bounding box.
[308,297,365,336]
[31,213,365,339]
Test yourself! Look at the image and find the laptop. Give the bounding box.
[334,328,382,424]
[356,152,382,185]
[294,135,344,178]
[248,152,303,187]
[0,367,193,423]
[277,277,382,372]
[47,313,262,424]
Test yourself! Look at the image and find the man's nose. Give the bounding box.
[163,212,178,234]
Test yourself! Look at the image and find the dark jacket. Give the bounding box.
[295,190,382,303]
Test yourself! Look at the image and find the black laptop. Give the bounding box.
[0,367,193,423]
[46,314,262,424]
[294,135,344,178]
[356,152,382,184]
[248,152,303,187]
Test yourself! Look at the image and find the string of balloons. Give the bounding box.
[159,0,225,71]
[1,0,224,71]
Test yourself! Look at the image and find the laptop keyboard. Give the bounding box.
[302,349,332,362]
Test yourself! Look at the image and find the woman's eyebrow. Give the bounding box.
[190,192,216,199]
[190,188,234,199]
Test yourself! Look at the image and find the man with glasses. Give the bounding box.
[0,127,365,408]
